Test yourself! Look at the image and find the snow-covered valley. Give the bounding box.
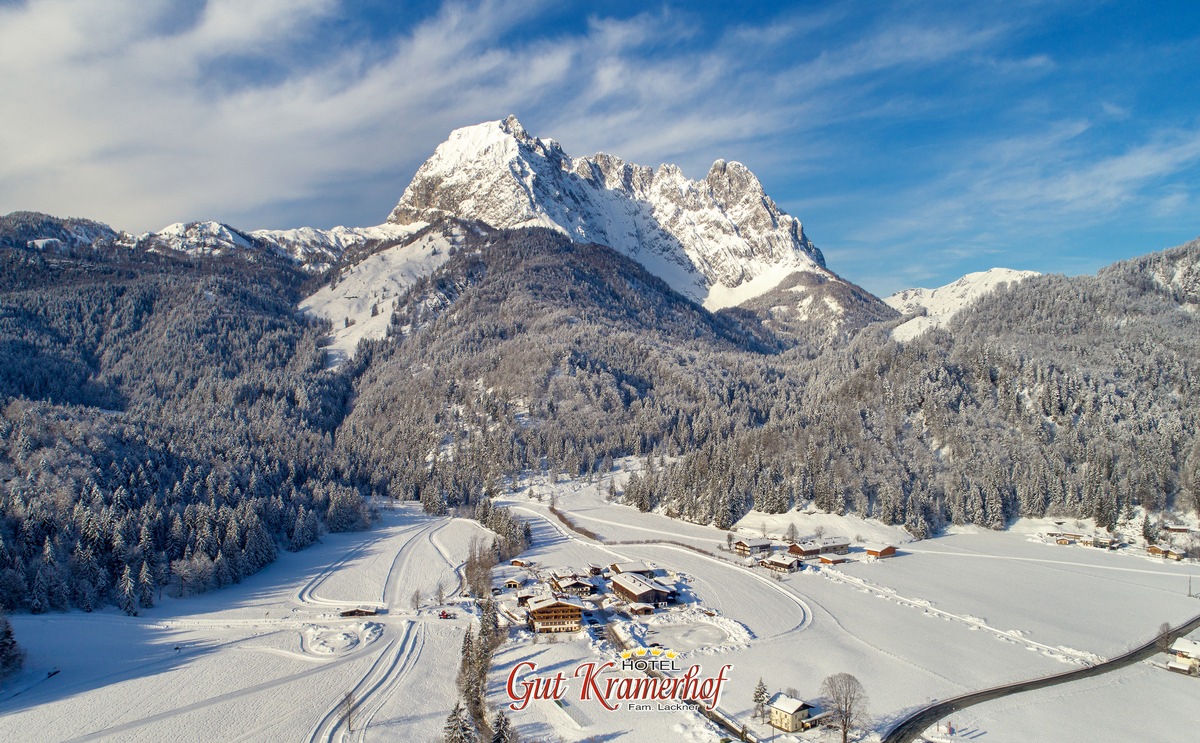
[4,467,1197,743]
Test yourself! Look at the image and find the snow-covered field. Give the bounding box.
[0,504,480,743]
[3,468,1198,743]
[924,660,1200,742]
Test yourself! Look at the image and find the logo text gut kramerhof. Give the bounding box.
[505,648,732,712]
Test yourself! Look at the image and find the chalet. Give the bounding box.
[609,562,656,577]
[339,607,378,618]
[766,692,813,733]
[526,596,584,633]
[820,554,850,565]
[611,573,675,605]
[1166,525,1194,534]
[553,577,596,596]
[1166,548,1186,562]
[511,558,532,568]
[819,536,851,555]
[626,602,655,616]
[1168,637,1200,674]
[1092,535,1116,549]
[1056,536,1075,546]
[865,544,897,559]
[760,554,802,573]
[1079,535,1095,547]
[788,540,822,559]
[733,537,773,557]
[1148,544,1168,557]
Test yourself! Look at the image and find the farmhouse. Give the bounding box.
[1147,544,1168,557]
[1168,637,1200,674]
[526,596,584,633]
[1092,535,1117,549]
[788,540,822,559]
[819,536,851,555]
[760,554,801,573]
[766,692,813,732]
[611,573,676,605]
[733,537,773,557]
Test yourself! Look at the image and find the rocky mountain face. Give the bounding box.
[387,116,849,312]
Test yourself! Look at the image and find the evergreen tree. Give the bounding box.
[0,613,22,678]
[752,678,769,721]
[443,701,477,743]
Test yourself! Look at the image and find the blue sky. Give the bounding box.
[2,0,1199,294]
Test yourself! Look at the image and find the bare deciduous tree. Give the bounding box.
[821,672,868,743]
[1156,621,1173,653]
[410,589,422,611]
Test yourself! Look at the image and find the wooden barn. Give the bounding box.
[760,554,802,573]
[788,540,822,559]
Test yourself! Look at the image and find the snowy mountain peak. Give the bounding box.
[387,116,830,309]
[886,267,1040,341]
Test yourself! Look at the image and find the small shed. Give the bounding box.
[820,554,850,565]
[865,544,897,559]
[626,602,655,616]
[340,607,378,618]
[504,577,523,590]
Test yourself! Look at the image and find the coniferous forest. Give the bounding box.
[2,219,1199,617]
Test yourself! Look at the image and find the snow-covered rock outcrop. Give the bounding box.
[886,268,1039,341]
[388,115,833,310]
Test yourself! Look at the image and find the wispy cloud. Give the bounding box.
[0,0,1196,298]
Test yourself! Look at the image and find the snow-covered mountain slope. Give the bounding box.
[388,116,838,311]
[886,268,1039,341]
[740,270,899,344]
[0,211,117,251]
[123,220,428,272]
[299,223,462,366]
[252,222,427,272]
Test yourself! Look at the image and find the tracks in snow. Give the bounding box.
[307,621,426,743]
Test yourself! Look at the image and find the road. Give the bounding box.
[883,611,1200,743]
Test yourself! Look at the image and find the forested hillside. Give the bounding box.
[0,244,368,614]
[3,221,1199,615]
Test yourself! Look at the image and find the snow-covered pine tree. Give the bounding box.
[118,565,138,616]
[0,612,21,678]
[443,700,476,743]
[753,678,768,720]
[491,709,518,743]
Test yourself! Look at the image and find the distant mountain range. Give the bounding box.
[3,117,1200,618]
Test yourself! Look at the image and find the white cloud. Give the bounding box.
[0,0,1016,233]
